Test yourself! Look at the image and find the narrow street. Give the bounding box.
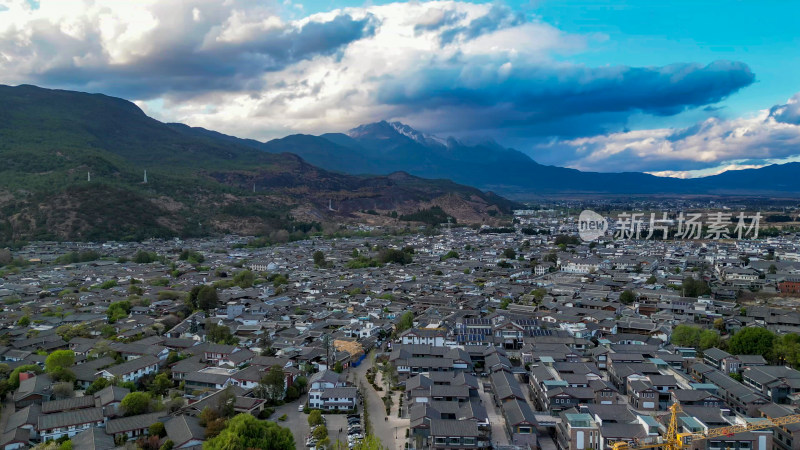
[479,381,510,447]
[0,397,13,437]
[349,351,409,450]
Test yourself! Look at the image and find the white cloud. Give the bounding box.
[0,0,591,139]
[554,99,800,174]
[0,0,770,178]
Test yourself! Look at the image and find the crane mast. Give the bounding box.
[612,403,800,450]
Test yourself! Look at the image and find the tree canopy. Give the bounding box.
[670,324,720,351]
[121,392,152,416]
[45,350,75,373]
[728,327,776,358]
[396,311,414,332]
[189,285,219,311]
[682,277,711,297]
[619,290,636,305]
[203,413,295,450]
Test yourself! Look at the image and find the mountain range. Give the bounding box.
[1,83,797,242]
[0,85,517,243]
[203,120,798,199]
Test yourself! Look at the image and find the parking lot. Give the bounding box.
[326,414,348,446]
[269,395,310,447]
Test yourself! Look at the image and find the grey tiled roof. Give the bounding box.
[71,427,116,450]
[37,407,104,430]
[429,419,480,437]
[165,415,205,446]
[41,395,96,413]
[106,412,168,434]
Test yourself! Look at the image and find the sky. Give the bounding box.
[1,0,799,177]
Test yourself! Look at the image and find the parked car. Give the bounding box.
[299,404,305,412]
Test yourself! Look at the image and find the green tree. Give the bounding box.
[100,325,116,338]
[313,251,327,267]
[683,277,711,297]
[308,410,324,427]
[85,377,111,395]
[774,333,800,368]
[699,330,721,350]
[503,248,516,259]
[713,318,726,332]
[134,251,159,264]
[49,366,76,383]
[646,275,657,284]
[768,264,778,274]
[233,270,255,288]
[397,311,414,332]
[151,373,173,396]
[121,392,152,416]
[619,290,636,305]
[377,248,412,265]
[285,385,299,401]
[196,286,219,311]
[352,434,388,450]
[107,300,132,322]
[263,365,286,403]
[149,422,166,438]
[8,364,42,390]
[294,376,308,394]
[728,327,776,358]
[204,413,295,450]
[45,350,75,373]
[440,250,459,261]
[499,298,511,310]
[17,316,30,326]
[206,323,238,345]
[670,324,702,348]
[312,425,328,441]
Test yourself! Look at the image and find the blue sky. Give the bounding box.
[1,0,799,177]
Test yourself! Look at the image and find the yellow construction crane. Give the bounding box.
[611,403,800,450]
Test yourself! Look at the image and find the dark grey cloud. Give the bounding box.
[2,11,376,100]
[440,4,524,44]
[380,60,755,138]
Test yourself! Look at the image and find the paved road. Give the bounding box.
[269,393,310,447]
[327,414,348,447]
[349,352,409,450]
[478,380,510,447]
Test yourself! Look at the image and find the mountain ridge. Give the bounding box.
[223,120,797,198]
[168,116,800,199]
[0,84,518,243]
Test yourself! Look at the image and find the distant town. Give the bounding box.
[2,202,800,450]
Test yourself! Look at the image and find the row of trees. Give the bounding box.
[672,324,800,369]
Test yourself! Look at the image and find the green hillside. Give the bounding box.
[0,85,516,244]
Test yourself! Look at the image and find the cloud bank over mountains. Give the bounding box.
[0,0,797,176]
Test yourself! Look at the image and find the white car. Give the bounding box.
[298,404,305,412]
